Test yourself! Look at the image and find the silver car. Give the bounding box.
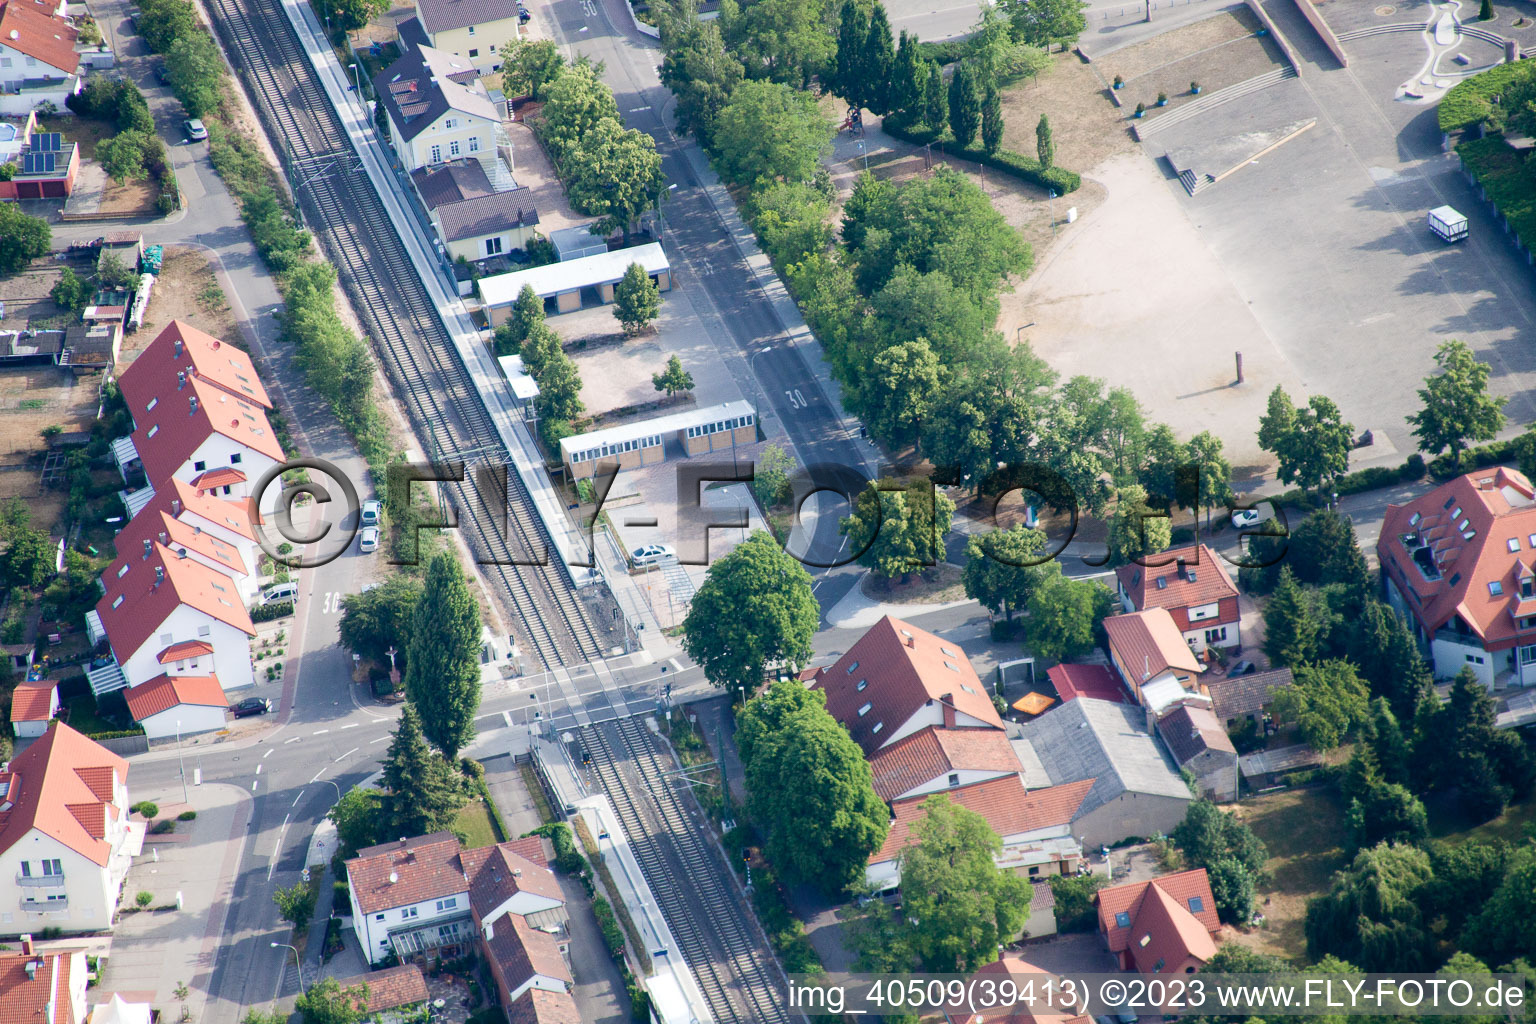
[359,526,380,553]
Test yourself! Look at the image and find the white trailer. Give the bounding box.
[1428,205,1469,242]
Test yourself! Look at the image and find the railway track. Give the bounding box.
[199,0,606,670]
[582,716,793,1024]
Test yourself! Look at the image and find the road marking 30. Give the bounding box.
[322,592,341,615]
[785,389,807,409]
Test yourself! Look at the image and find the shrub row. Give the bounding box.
[1457,136,1536,262]
[1438,60,1536,134]
[1263,453,1428,512]
[86,727,146,740]
[251,600,294,622]
[468,775,507,842]
[914,39,971,65]
[883,112,1081,194]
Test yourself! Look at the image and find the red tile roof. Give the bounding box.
[810,616,1003,753]
[126,374,284,486]
[870,775,1094,866]
[488,914,571,991]
[867,726,1021,801]
[1097,868,1219,971]
[95,541,253,662]
[163,477,256,540]
[0,947,83,1024]
[9,681,56,722]
[506,988,581,1024]
[117,321,272,411]
[1155,704,1237,764]
[0,722,128,866]
[347,833,469,915]
[946,956,1093,1024]
[156,640,215,664]
[115,508,248,578]
[123,674,229,720]
[1378,467,1536,649]
[1116,544,1238,616]
[1103,609,1203,684]
[467,841,564,918]
[1045,664,1132,705]
[332,965,429,1012]
[0,0,79,75]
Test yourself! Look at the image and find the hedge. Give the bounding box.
[1457,135,1536,258]
[87,727,146,741]
[883,112,1082,194]
[915,39,970,65]
[1438,60,1536,134]
[469,776,507,842]
[252,600,294,622]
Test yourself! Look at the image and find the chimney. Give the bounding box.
[171,499,182,516]
[154,566,164,586]
[142,539,152,559]
[158,530,168,544]
[20,935,33,956]
[905,636,915,648]
[1143,654,1151,682]
[189,396,198,415]
[173,337,183,359]
[1176,557,1188,580]
[177,548,188,560]
[24,961,35,981]
[177,370,186,390]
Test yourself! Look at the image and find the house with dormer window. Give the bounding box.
[1095,869,1220,975]
[1102,609,1208,714]
[1378,467,1536,687]
[1115,543,1241,652]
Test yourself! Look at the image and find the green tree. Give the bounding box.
[1305,843,1436,971]
[1271,659,1369,750]
[327,0,389,29]
[1479,0,1494,21]
[1461,849,1536,964]
[1184,430,1233,526]
[861,3,897,114]
[1206,857,1257,924]
[832,0,869,104]
[294,977,367,1024]
[897,795,1032,971]
[327,787,384,859]
[380,704,468,835]
[1171,799,1268,875]
[97,129,150,184]
[500,38,565,99]
[164,34,224,116]
[1288,509,1370,592]
[1048,873,1108,932]
[51,267,89,311]
[539,63,620,168]
[851,338,943,447]
[1262,568,1331,667]
[338,576,423,671]
[753,442,794,508]
[1005,0,1087,49]
[518,321,563,381]
[651,354,694,396]
[720,0,835,87]
[868,266,994,368]
[1023,571,1109,661]
[659,19,743,147]
[273,880,317,929]
[1436,668,1534,820]
[1036,112,1054,168]
[840,477,955,581]
[962,524,1051,622]
[740,683,890,894]
[1346,601,1431,721]
[0,513,54,591]
[1104,484,1171,568]
[681,531,817,690]
[735,677,824,767]
[0,204,53,274]
[568,119,666,244]
[980,84,1003,155]
[532,353,585,426]
[921,58,948,129]
[1366,698,1412,786]
[712,79,834,188]
[1257,387,1354,497]
[890,30,925,118]
[613,261,662,335]
[948,62,980,147]
[403,552,482,759]
[1408,339,1506,471]
[503,284,546,353]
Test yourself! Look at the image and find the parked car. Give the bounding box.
[1230,507,1263,528]
[631,543,675,566]
[125,13,139,33]
[183,118,208,141]
[262,581,299,604]
[360,499,382,526]
[1228,660,1257,677]
[358,526,380,553]
[155,62,173,86]
[230,697,271,718]
[518,5,531,21]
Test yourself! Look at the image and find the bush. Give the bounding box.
[882,112,1081,194]
[1428,435,1517,480]
[151,819,176,834]
[85,727,146,741]
[1458,136,1536,257]
[1049,874,1107,932]
[915,39,970,65]
[1439,61,1536,134]
[252,600,295,622]
[178,809,197,821]
[333,879,351,907]
[135,891,154,908]
[135,801,159,818]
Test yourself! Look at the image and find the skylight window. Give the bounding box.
[1410,512,1422,525]
[961,685,976,694]
[1510,539,1522,553]
[1139,934,1152,947]
[1189,896,1204,913]
[148,425,159,438]
[871,722,883,734]
[147,398,158,411]
[943,662,960,672]
[1115,912,1131,928]
[900,629,913,638]
[117,564,129,578]
[941,647,958,657]
[846,661,859,673]
[1490,581,1504,596]
[858,703,872,717]
[1452,506,1463,520]
[856,680,868,692]
[112,595,124,609]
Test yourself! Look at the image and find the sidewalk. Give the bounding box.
[96,784,251,1021]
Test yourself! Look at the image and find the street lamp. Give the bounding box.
[655,182,677,243]
[270,942,305,994]
[175,719,189,804]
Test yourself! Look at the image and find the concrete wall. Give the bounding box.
[1288,0,1348,67]
[1075,792,1191,848]
[139,703,226,740]
[1243,0,1304,77]
[1432,634,1495,687]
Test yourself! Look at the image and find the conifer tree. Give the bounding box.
[404,552,483,759]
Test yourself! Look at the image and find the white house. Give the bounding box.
[0,938,88,1024]
[0,723,145,936]
[122,674,228,740]
[9,681,57,738]
[865,724,1023,802]
[1115,544,1241,652]
[109,479,259,603]
[1102,608,1209,714]
[805,615,1006,755]
[92,542,255,696]
[413,0,525,76]
[373,44,506,176]
[0,0,82,115]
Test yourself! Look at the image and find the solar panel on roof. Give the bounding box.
[36,132,60,152]
[22,152,54,173]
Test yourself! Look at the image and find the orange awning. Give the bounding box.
[1012,692,1056,715]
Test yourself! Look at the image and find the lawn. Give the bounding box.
[1428,792,1536,845]
[64,695,125,735]
[454,798,501,850]
[1230,786,1348,962]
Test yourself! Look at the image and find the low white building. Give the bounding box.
[0,723,145,935]
[9,681,57,738]
[122,674,229,739]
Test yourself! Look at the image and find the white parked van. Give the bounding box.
[262,582,299,605]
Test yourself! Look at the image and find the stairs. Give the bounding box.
[1336,23,1433,41]
[1177,169,1218,196]
[657,555,695,612]
[1134,66,1298,140]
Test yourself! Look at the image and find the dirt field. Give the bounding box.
[1099,8,1288,119]
[137,246,241,343]
[1228,786,1349,962]
[43,116,161,215]
[999,52,1138,185]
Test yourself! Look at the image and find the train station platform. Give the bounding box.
[279,0,668,652]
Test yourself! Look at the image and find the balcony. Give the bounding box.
[15,872,65,887]
[20,895,68,913]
